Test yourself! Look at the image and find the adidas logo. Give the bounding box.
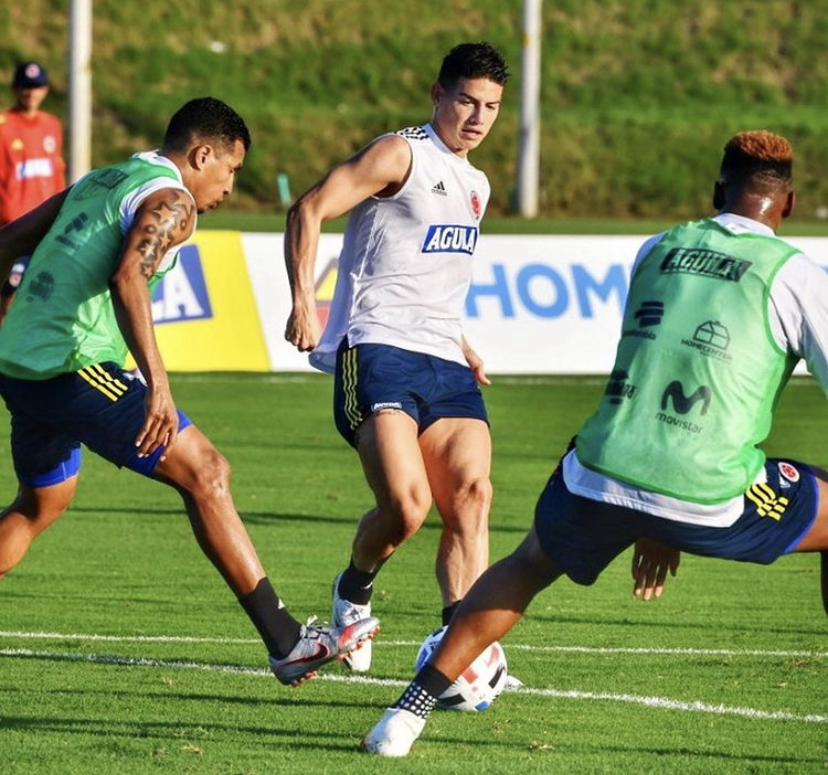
[431,181,447,196]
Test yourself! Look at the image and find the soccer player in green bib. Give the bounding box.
[0,97,377,688]
[362,130,828,755]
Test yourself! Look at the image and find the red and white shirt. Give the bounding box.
[0,108,65,226]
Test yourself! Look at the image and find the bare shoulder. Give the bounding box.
[359,132,411,164]
[351,134,412,191]
[135,186,197,241]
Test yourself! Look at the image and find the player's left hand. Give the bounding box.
[462,340,491,386]
[631,538,680,600]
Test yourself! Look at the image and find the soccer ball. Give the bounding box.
[415,625,508,711]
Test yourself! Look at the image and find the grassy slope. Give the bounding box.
[3,1,828,223]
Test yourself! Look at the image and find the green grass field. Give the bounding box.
[1,373,826,774]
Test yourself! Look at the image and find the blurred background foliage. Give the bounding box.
[3,0,828,222]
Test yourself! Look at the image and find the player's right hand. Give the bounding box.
[135,385,179,460]
[284,306,321,352]
[631,538,680,601]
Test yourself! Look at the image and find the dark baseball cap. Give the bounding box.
[13,61,49,88]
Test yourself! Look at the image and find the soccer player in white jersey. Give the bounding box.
[284,42,509,671]
[361,131,828,755]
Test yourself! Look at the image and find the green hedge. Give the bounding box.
[4,0,828,221]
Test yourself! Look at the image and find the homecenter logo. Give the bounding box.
[422,225,478,255]
[682,320,733,362]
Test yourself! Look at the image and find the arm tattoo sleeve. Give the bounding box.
[134,190,195,278]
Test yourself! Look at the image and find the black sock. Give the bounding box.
[393,663,453,719]
[337,558,377,605]
[238,577,302,658]
[441,601,461,627]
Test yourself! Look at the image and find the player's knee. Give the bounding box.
[16,483,75,525]
[456,475,493,529]
[188,448,232,500]
[399,498,432,537]
[468,475,493,514]
[383,490,432,542]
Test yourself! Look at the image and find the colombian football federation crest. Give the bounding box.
[470,190,481,220]
[777,461,800,484]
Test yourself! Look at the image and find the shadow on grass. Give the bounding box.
[67,505,530,534]
[0,712,820,762]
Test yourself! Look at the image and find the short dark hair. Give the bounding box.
[437,42,509,89]
[720,131,792,187]
[163,97,251,154]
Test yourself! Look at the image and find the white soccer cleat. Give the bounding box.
[361,708,426,757]
[331,572,372,672]
[268,616,380,687]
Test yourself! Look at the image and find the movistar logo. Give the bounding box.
[660,381,712,415]
[422,225,478,255]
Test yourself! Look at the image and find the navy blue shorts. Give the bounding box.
[0,362,192,487]
[333,342,488,448]
[534,457,818,585]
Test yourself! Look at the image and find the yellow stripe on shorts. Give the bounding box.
[342,347,363,430]
[745,482,789,521]
[77,364,129,402]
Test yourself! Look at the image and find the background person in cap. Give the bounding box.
[0,61,66,324]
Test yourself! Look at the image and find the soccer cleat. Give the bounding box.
[361,707,426,757]
[331,572,373,672]
[269,615,380,687]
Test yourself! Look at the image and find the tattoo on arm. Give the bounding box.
[134,190,195,278]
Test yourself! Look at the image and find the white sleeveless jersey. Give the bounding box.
[309,123,490,373]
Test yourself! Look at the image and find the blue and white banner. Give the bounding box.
[151,232,828,375]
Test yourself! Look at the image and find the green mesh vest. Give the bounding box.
[576,218,799,503]
[0,156,182,379]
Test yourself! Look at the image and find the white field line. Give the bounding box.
[0,631,824,660]
[0,632,828,724]
[1,646,825,725]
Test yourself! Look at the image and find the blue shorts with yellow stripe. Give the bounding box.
[0,362,192,487]
[534,457,818,586]
[333,342,488,448]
